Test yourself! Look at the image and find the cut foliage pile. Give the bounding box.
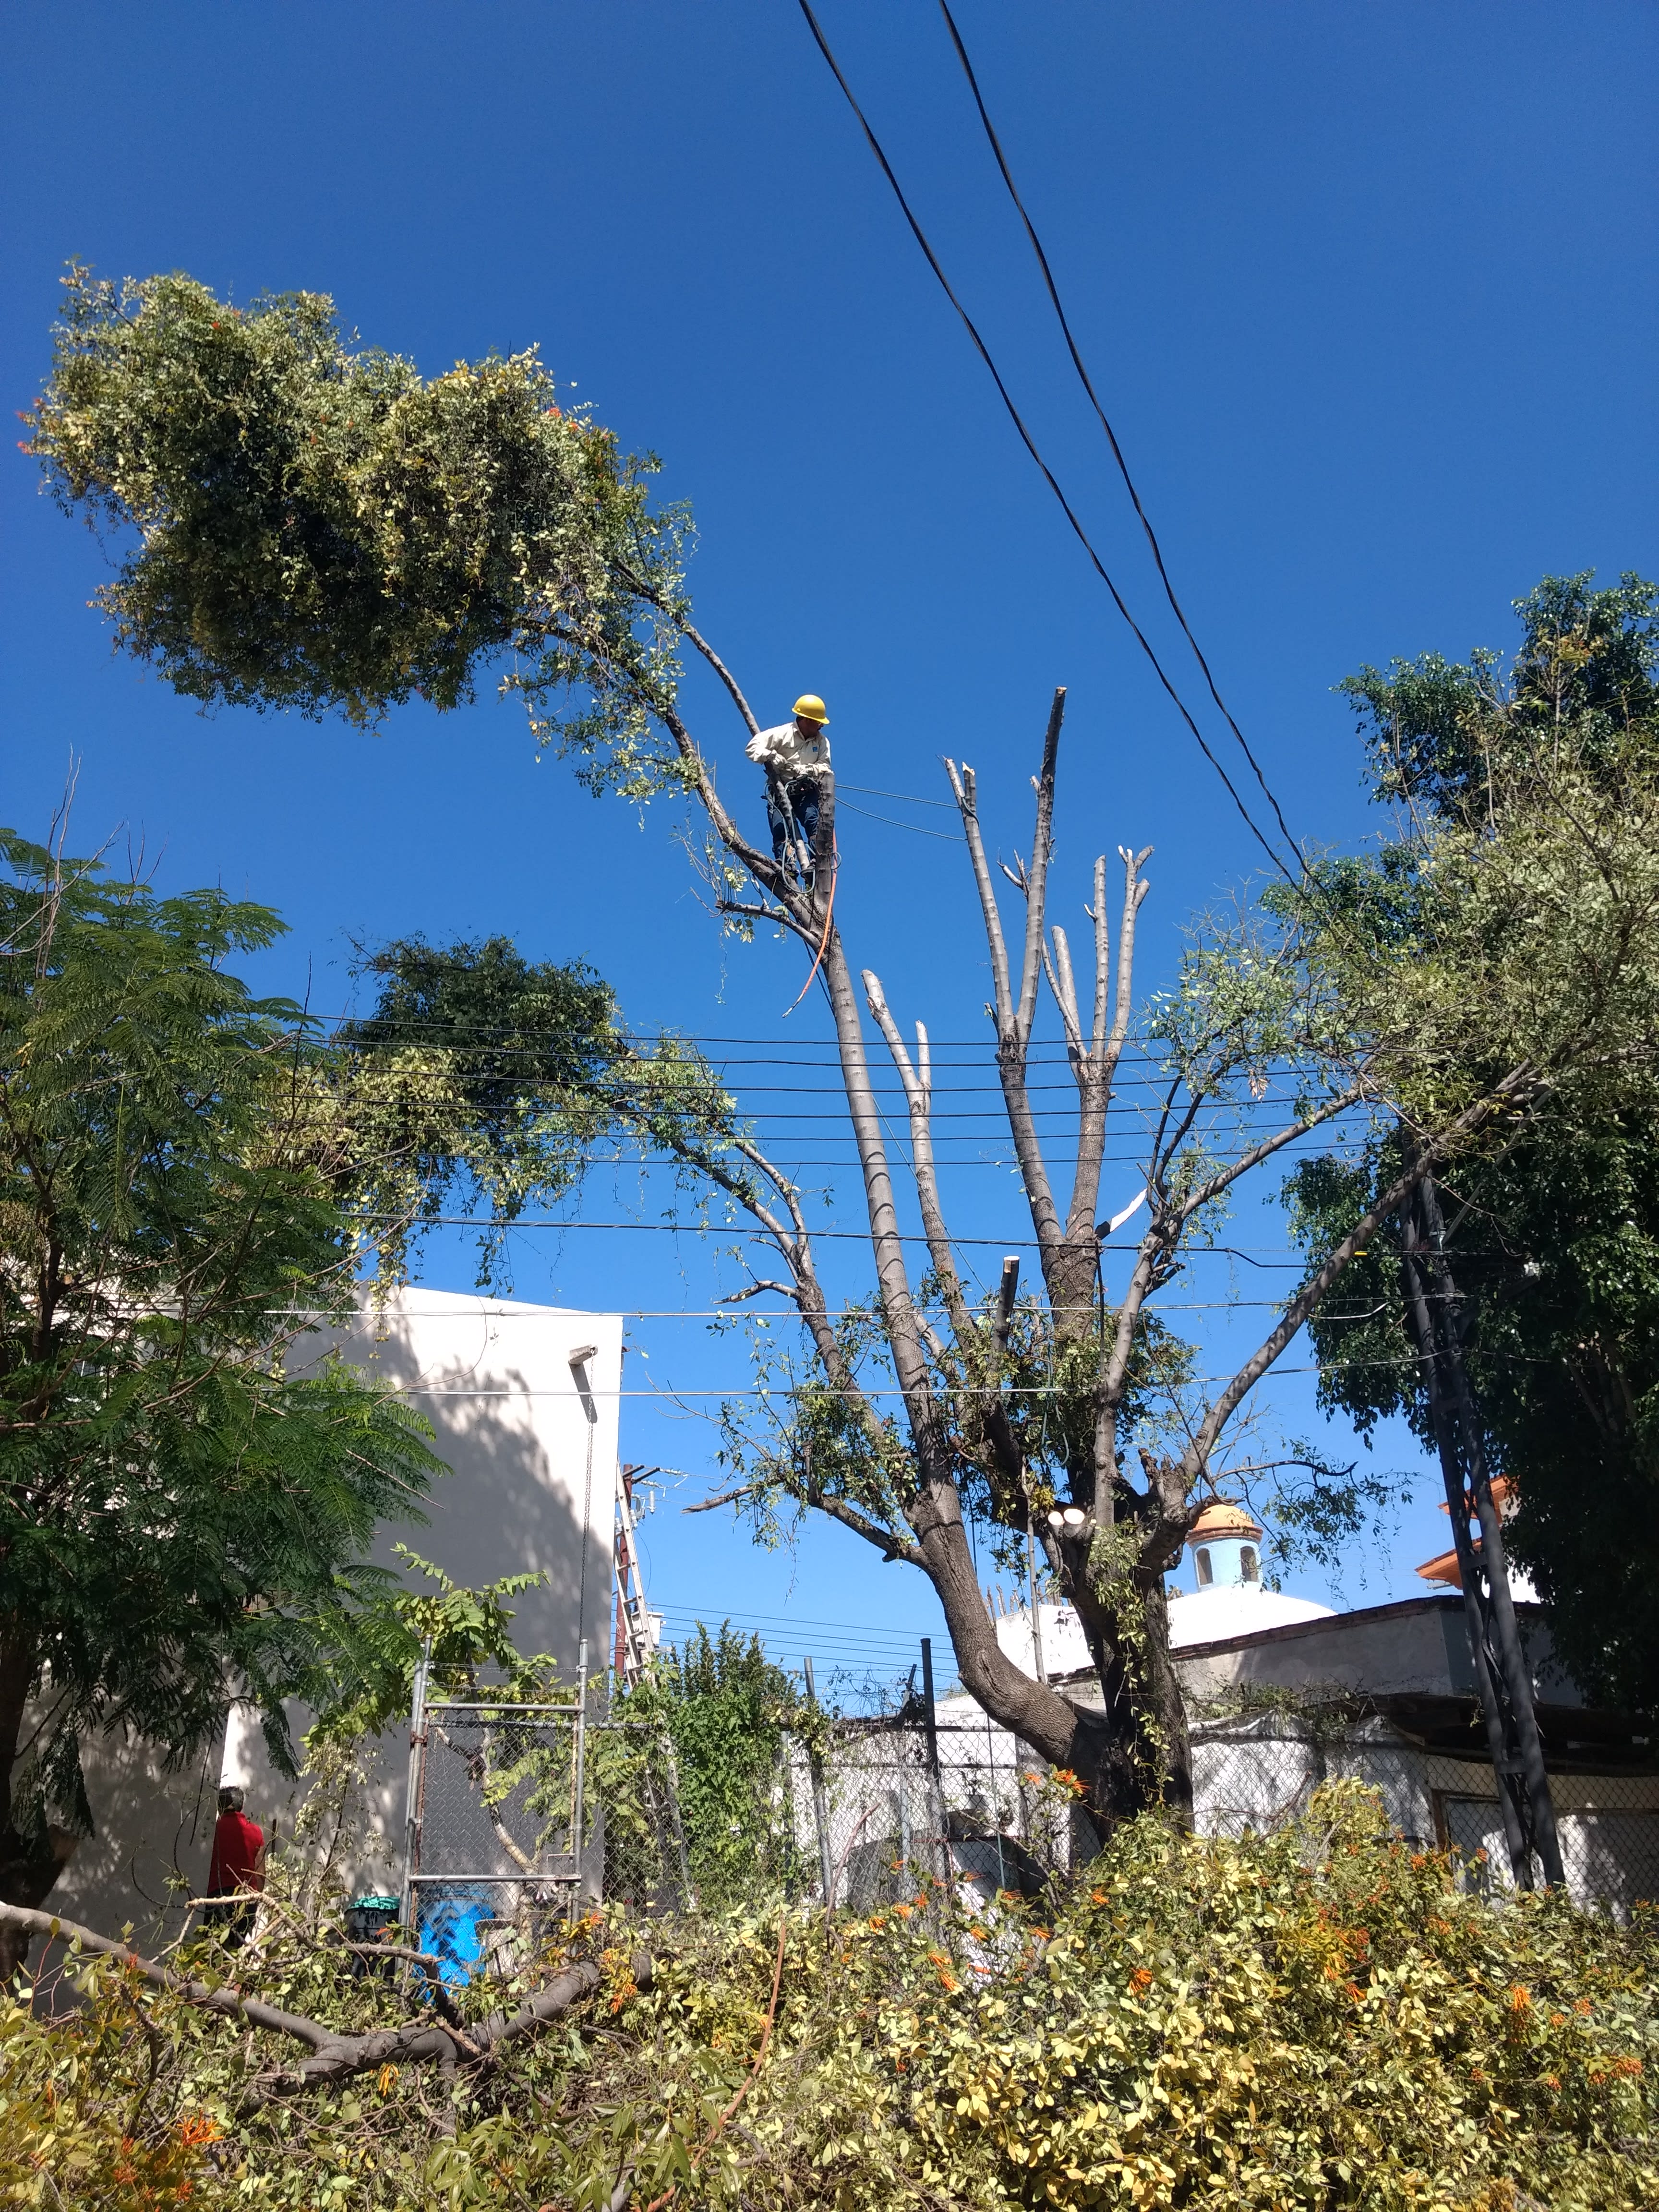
[2,1784,1654,2209]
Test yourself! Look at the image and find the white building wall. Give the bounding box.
[55,1286,622,1941]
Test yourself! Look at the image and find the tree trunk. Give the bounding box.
[0,1623,77,1978]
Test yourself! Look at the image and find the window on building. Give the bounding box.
[1241,1545,1259,1583]
[1195,1548,1213,1587]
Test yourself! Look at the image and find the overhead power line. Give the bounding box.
[793,0,1297,883]
[351,1211,1310,1262]
[934,0,1300,864]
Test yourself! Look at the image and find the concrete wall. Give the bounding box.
[1172,1594,1579,1708]
[293,1285,623,1676]
[54,1286,622,1943]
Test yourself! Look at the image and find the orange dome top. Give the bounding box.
[1186,1499,1263,1546]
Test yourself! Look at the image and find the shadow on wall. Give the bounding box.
[49,1728,224,1949]
[365,1346,598,1671]
[296,1289,621,1676]
[224,1291,622,1903]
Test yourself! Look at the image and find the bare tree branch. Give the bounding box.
[862,972,970,1336]
[1181,1077,1532,1481]
[1176,1084,1366,1223]
[943,758,1012,1026]
[1013,689,1066,1048]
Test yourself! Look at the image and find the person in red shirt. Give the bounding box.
[204,1786,265,1948]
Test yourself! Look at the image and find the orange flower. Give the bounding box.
[1574,1997,1593,2017]
[176,2116,219,2148]
[1507,1984,1532,2015]
[1130,1967,1153,1994]
[1614,2056,1644,2078]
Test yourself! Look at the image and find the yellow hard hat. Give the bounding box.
[793,693,830,726]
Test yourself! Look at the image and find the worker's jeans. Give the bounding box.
[766,774,822,868]
[202,1897,257,1949]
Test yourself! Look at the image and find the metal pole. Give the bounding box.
[570,1638,589,1923]
[920,1638,950,1886]
[1026,1527,1047,1685]
[660,1730,698,1914]
[802,1657,835,1908]
[1401,1179,1563,1887]
[401,1637,432,1936]
[1417,1179,1564,1887]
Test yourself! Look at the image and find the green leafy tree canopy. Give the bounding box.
[1286,575,1659,1711]
[25,265,690,791]
[0,827,441,1928]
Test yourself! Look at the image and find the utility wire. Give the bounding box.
[794,0,1296,883]
[350,1211,1310,1260]
[934,0,1301,864]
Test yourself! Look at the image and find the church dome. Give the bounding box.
[1168,1495,1334,1646]
[1187,1499,1263,1544]
[1166,1581,1335,1647]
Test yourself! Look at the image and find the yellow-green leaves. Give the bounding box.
[26,266,691,795]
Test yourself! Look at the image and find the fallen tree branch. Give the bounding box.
[209,1885,479,2043]
[0,1902,648,2113]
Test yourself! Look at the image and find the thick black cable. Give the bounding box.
[794,0,1295,883]
[935,0,1301,865]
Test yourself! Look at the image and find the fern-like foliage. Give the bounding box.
[0,829,442,1911]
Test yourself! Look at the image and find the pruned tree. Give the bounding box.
[29,269,1659,1833]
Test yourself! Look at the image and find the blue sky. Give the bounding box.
[3,2,1655,1694]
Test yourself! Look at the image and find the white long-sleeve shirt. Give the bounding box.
[745,720,831,780]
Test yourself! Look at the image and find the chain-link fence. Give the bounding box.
[401,1683,1657,1962]
[403,1690,1086,1957]
[785,1718,1085,1911]
[405,1698,588,1977]
[1191,1713,1659,1917]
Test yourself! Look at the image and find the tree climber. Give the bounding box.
[747,694,831,881]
